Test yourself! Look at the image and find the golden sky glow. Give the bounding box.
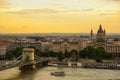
[0,0,120,33]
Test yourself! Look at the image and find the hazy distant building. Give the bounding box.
[0,44,7,56]
[41,42,50,53]
[8,43,41,51]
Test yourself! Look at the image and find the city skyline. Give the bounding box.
[0,0,120,33]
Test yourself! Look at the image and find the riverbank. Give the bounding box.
[48,62,81,68]
[82,62,120,70]
[48,62,120,70]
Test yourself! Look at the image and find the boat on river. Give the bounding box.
[51,71,65,76]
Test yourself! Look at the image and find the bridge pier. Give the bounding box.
[19,64,35,70]
[19,48,35,71]
[19,48,50,71]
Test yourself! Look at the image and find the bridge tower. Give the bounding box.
[19,48,35,70]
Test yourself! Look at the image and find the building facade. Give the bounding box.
[50,39,82,53]
[106,41,120,57]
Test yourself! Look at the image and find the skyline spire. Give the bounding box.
[99,24,102,30]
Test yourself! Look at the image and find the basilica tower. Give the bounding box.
[96,24,106,42]
[90,29,93,42]
[96,24,106,48]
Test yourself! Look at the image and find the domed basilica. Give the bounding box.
[90,24,106,48]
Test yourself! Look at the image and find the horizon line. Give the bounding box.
[0,32,120,34]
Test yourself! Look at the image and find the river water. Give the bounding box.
[0,67,120,80]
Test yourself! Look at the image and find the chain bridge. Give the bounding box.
[0,48,50,71]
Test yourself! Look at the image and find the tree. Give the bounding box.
[70,50,79,62]
[79,46,95,59]
[95,58,103,63]
[95,47,106,59]
[58,51,65,62]
[12,47,23,58]
[87,46,95,59]
[64,50,70,58]
[5,50,14,60]
[79,49,88,58]
[105,53,113,60]
[49,51,58,57]
[79,46,113,61]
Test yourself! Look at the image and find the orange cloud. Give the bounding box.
[0,0,9,9]
[2,8,94,15]
[0,0,9,7]
[99,12,118,16]
[0,0,5,5]
[4,8,58,15]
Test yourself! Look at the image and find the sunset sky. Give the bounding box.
[0,0,120,33]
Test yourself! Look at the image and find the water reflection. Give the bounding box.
[13,70,37,80]
[0,67,20,80]
[1,67,120,80]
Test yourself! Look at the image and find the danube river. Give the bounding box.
[0,67,120,80]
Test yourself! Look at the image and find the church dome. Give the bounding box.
[97,24,103,33]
